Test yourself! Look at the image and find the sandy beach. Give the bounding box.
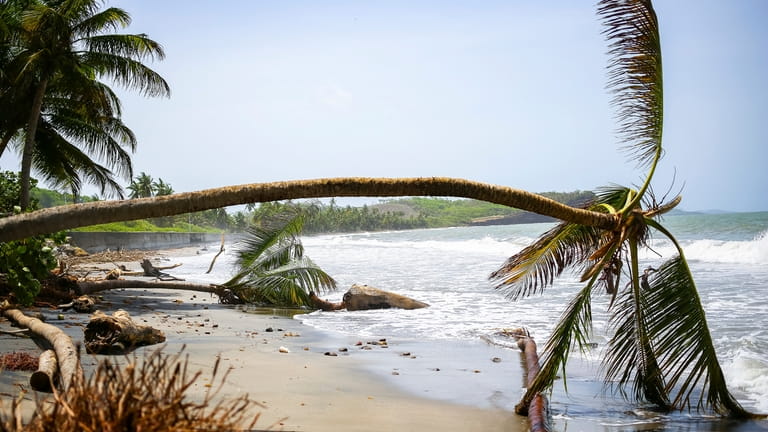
[1,249,528,432]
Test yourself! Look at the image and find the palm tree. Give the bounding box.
[6,0,169,209]
[0,177,617,242]
[127,172,154,199]
[0,0,754,419]
[152,178,174,196]
[489,0,750,418]
[222,211,336,307]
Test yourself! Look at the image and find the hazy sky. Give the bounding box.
[2,1,767,212]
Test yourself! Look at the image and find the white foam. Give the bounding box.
[723,350,768,412]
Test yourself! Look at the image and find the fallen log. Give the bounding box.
[84,310,165,355]
[309,292,346,311]
[77,279,226,297]
[1,308,82,391]
[507,328,550,432]
[30,349,57,392]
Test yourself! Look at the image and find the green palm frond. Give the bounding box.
[79,51,170,97]
[490,222,603,299]
[224,211,337,307]
[643,219,750,416]
[235,212,306,270]
[73,7,132,36]
[598,0,664,168]
[83,33,166,62]
[519,276,597,409]
[603,242,669,407]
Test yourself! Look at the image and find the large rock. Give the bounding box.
[342,284,428,311]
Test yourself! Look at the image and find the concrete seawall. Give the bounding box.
[68,232,226,252]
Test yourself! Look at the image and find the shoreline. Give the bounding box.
[1,281,528,431]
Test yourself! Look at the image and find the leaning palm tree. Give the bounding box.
[222,211,336,307]
[0,2,758,419]
[489,0,751,418]
[8,0,169,209]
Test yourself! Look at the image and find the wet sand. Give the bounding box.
[1,283,527,431]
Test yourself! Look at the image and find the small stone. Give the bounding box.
[401,352,411,357]
[266,327,274,332]
[278,346,290,353]
[492,357,502,363]
[473,370,481,373]
[392,371,400,376]
[355,341,363,346]
[324,352,338,356]
[339,348,348,352]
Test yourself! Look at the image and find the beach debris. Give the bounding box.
[205,234,226,274]
[2,308,82,391]
[324,351,337,356]
[338,347,348,352]
[140,259,184,281]
[57,295,96,313]
[84,309,166,354]
[0,351,39,371]
[309,284,429,311]
[278,346,290,353]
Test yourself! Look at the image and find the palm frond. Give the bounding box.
[83,33,166,62]
[519,279,596,408]
[602,246,670,407]
[234,212,306,270]
[598,0,664,167]
[640,222,749,416]
[226,258,336,307]
[72,6,132,37]
[490,222,603,299]
[78,51,170,97]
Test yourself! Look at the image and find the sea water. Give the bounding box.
[172,211,768,430]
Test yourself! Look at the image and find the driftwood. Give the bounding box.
[206,234,226,274]
[84,310,166,354]
[310,284,428,311]
[140,259,184,281]
[505,328,550,432]
[30,349,57,392]
[309,292,346,311]
[58,295,96,313]
[77,279,225,296]
[1,308,82,390]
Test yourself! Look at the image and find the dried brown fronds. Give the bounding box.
[0,352,39,372]
[1,348,264,431]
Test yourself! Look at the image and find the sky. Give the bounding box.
[2,1,767,212]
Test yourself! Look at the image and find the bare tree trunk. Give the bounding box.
[1,308,82,391]
[0,177,618,242]
[19,79,48,210]
[77,279,225,296]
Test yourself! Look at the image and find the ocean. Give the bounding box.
[173,211,768,431]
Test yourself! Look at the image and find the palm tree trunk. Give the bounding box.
[0,177,619,242]
[19,79,49,210]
